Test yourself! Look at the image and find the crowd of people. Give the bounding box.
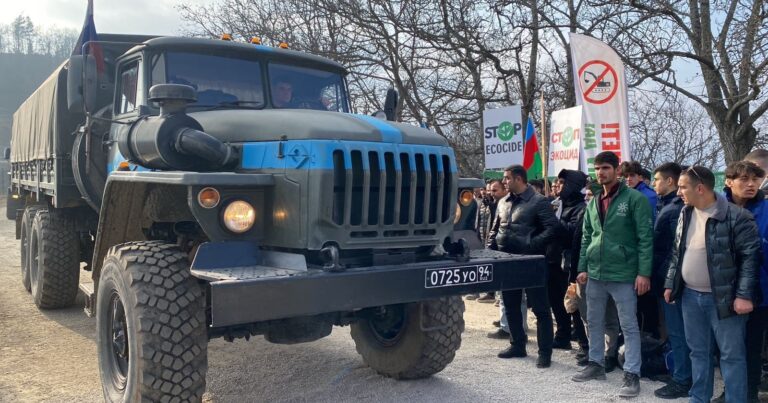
[472,149,768,402]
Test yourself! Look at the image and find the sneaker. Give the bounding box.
[618,372,640,397]
[654,380,689,399]
[492,320,501,328]
[477,293,495,303]
[605,355,620,373]
[552,338,572,350]
[536,355,552,368]
[465,294,479,300]
[572,361,606,382]
[498,345,527,359]
[487,329,509,339]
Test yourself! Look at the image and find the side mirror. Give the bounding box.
[67,56,84,112]
[384,88,398,121]
[83,55,98,113]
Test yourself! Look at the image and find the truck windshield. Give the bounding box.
[150,52,265,108]
[269,63,348,112]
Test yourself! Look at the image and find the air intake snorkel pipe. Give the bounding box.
[175,127,236,168]
[117,84,238,171]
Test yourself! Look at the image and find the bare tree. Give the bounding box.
[176,0,767,175]
[630,88,723,169]
[594,0,768,163]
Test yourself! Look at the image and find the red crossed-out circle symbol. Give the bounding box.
[578,60,619,104]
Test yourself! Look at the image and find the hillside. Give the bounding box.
[0,53,66,147]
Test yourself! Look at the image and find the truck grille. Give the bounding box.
[331,147,453,235]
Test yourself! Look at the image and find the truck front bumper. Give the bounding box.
[191,243,545,327]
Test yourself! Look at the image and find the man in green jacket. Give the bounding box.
[571,151,653,398]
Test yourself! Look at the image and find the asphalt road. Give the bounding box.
[0,214,691,402]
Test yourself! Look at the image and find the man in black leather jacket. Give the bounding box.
[488,165,558,368]
[664,166,760,403]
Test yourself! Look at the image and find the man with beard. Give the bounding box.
[488,165,558,368]
[572,152,653,398]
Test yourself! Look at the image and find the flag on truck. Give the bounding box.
[72,0,105,74]
[523,117,543,179]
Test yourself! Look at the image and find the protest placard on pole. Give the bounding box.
[569,33,631,177]
[548,106,583,175]
[482,106,523,169]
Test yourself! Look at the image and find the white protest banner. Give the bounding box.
[482,106,523,169]
[569,33,631,177]
[548,106,583,174]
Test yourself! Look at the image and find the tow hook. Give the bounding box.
[320,244,344,272]
[444,238,470,262]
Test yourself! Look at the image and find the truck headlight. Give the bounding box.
[459,190,474,206]
[222,200,256,233]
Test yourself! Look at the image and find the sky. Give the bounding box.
[0,0,209,35]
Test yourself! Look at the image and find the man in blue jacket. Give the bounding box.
[621,160,660,338]
[651,162,690,399]
[621,161,658,220]
[724,160,768,403]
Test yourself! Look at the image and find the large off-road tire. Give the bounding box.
[350,296,465,379]
[20,205,45,292]
[29,209,80,308]
[96,241,207,403]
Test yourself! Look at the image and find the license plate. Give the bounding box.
[424,264,493,288]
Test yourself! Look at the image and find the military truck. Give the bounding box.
[7,33,545,402]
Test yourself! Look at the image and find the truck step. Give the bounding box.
[79,282,95,318]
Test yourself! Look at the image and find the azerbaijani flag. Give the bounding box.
[523,117,543,179]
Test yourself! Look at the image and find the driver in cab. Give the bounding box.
[272,80,294,108]
[272,79,330,110]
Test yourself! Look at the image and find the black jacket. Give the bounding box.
[487,185,559,256]
[664,194,761,319]
[557,169,588,281]
[652,192,684,295]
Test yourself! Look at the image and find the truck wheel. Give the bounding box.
[96,241,207,402]
[350,296,465,379]
[29,210,79,308]
[20,206,42,292]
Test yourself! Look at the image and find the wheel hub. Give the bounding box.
[29,232,39,293]
[107,292,129,389]
[368,304,408,346]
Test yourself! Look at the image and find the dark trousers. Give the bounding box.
[548,265,571,343]
[502,286,554,357]
[636,292,660,338]
[747,306,768,399]
[572,310,589,349]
